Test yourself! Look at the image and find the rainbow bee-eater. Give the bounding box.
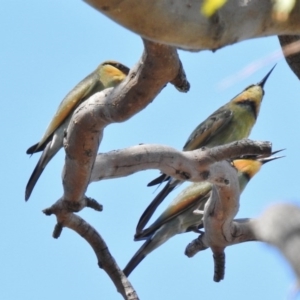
[136,66,276,233]
[124,152,283,277]
[25,61,130,201]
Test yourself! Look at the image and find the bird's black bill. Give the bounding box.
[259,153,285,165]
[257,64,276,88]
[271,149,285,156]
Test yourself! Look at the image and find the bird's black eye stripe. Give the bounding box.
[244,84,255,91]
[116,63,130,75]
[104,62,130,75]
[237,99,257,119]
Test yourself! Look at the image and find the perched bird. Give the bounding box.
[124,152,283,277]
[25,61,130,201]
[136,66,276,233]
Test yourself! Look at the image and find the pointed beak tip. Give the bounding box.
[271,148,286,155]
[261,155,285,165]
[258,64,277,88]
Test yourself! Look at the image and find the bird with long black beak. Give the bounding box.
[124,151,283,277]
[136,66,276,233]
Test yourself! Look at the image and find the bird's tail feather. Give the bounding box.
[26,143,40,155]
[25,142,53,201]
[136,181,175,234]
[123,238,152,277]
[147,173,169,186]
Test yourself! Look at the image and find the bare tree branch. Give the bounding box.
[278,35,300,80]
[62,39,185,203]
[89,139,271,183]
[254,203,300,288]
[185,218,257,258]
[44,5,298,292]
[43,202,139,300]
[46,39,187,299]
[84,0,300,51]
[57,34,271,290]
[185,201,300,286]
[200,160,241,282]
[31,1,300,298]
[47,138,271,296]
[177,158,243,282]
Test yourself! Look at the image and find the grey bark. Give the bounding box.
[84,0,300,51]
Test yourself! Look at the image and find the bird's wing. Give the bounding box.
[135,182,211,240]
[31,72,99,153]
[183,108,233,151]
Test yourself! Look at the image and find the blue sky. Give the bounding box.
[1,1,300,300]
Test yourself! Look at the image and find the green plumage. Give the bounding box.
[137,66,276,234]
